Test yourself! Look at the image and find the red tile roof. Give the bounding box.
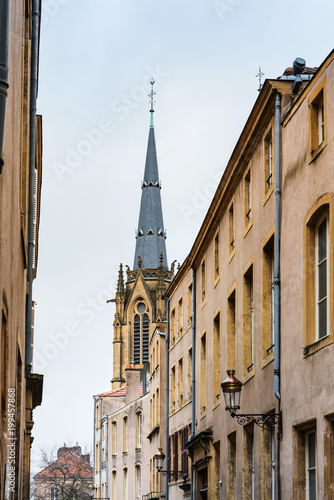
[95,384,144,398]
[34,450,93,479]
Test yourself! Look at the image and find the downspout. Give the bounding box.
[190,268,196,500]
[105,417,108,500]
[25,0,39,375]
[274,92,281,500]
[0,0,11,173]
[165,297,170,500]
[99,399,102,499]
[93,398,97,495]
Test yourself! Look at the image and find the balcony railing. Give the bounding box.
[142,492,160,500]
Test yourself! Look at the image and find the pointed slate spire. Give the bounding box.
[133,81,168,270]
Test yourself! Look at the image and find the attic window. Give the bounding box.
[148,180,154,187]
[138,228,144,237]
[158,228,164,237]
[63,464,69,470]
[148,227,154,236]
[142,181,147,188]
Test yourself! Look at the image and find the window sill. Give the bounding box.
[243,369,255,384]
[261,351,274,369]
[214,276,220,289]
[263,186,274,207]
[303,332,333,357]
[212,397,221,410]
[244,220,253,238]
[308,137,327,164]
[228,249,235,264]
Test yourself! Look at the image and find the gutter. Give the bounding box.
[0,0,11,173]
[25,0,40,375]
[274,92,281,500]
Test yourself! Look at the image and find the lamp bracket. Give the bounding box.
[230,411,282,432]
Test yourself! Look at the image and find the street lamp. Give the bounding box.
[154,448,187,480]
[221,370,282,432]
[88,484,95,499]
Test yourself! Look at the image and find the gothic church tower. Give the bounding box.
[111,81,174,389]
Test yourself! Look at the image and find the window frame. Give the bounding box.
[308,76,327,163]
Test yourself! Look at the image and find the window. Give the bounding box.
[212,312,221,405]
[156,388,159,423]
[242,424,254,500]
[309,78,327,162]
[315,215,328,339]
[293,421,317,500]
[111,471,117,500]
[200,332,207,414]
[135,465,142,500]
[213,441,221,499]
[136,411,142,450]
[172,432,178,481]
[261,426,275,499]
[244,166,252,230]
[123,468,128,500]
[227,288,236,372]
[229,202,235,257]
[227,432,237,500]
[306,432,317,500]
[181,426,188,477]
[171,365,176,411]
[178,357,184,407]
[178,297,183,337]
[133,308,149,364]
[123,416,128,453]
[171,308,176,343]
[261,233,275,363]
[243,263,254,378]
[112,421,117,455]
[50,488,59,500]
[188,282,193,326]
[188,347,192,401]
[304,196,333,354]
[214,232,220,281]
[201,259,206,304]
[264,128,274,197]
[324,414,334,496]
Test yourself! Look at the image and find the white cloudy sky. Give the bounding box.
[31,0,334,469]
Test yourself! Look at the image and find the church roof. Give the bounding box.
[133,98,168,270]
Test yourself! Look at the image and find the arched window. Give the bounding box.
[133,302,149,364]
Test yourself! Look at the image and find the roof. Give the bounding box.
[34,450,92,480]
[95,384,144,398]
[133,122,168,270]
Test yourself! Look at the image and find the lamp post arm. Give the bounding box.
[230,412,282,432]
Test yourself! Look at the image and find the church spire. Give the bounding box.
[133,81,168,270]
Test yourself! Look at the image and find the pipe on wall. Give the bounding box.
[274,92,282,500]
[25,0,39,374]
[190,268,196,500]
[0,0,11,173]
[165,297,170,500]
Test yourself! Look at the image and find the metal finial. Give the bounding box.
[256,66,264,92]
[149,79,156,113]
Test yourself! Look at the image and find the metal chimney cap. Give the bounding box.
[292,57,306,75]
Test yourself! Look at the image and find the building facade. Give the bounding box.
[0,1,43,499]
[165,52,334,500]
[93,89,173,499]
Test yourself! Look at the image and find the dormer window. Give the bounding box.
[138,228,144,237]
[148,227,154,236]
[158,228,163,237]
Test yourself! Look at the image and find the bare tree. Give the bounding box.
[33,444,93,500]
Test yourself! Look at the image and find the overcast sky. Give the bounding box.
[31,0,334,471]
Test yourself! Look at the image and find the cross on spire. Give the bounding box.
[149,79,156,117]
[256,66,265,92]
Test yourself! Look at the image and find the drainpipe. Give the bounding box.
[99,399,102,500]
[0,0,11,174]
[190,268,196,500]
[274,92,281,500]
[25,0,39,375]
[165,297,170,500]
[93,398,97,496]
[105,417,108,500]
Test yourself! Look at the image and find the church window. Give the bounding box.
[133,305,150,365]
